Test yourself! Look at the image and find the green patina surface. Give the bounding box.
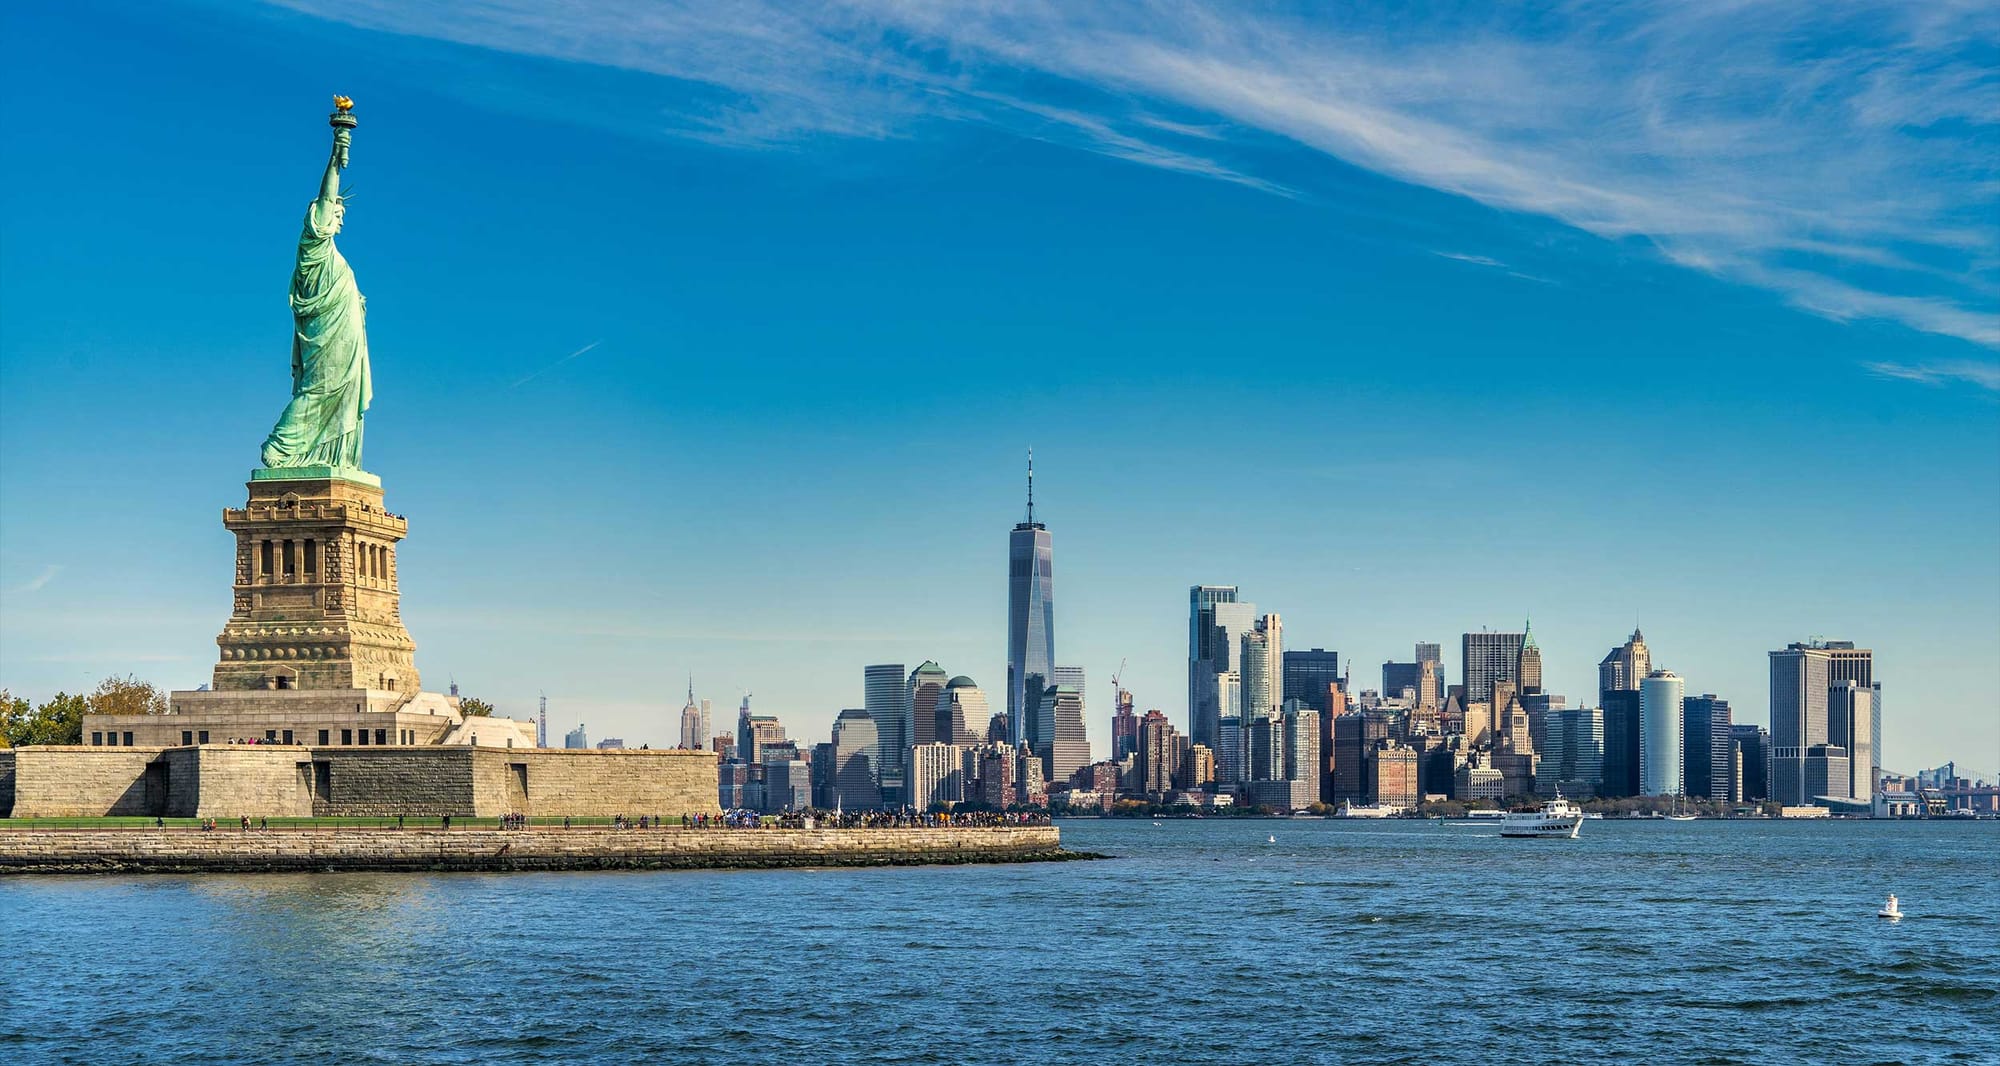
[259,103,372,474]
[250,464,380,487]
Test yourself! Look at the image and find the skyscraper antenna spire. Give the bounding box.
[1025,446,1036,525]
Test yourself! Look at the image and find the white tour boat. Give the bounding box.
[1499,794,1585,839]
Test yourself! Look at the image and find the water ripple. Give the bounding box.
[1,819,1995,1062]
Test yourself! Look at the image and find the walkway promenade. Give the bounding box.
[0,823,1075,874]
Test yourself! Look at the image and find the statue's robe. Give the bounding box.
[261,196,370,468]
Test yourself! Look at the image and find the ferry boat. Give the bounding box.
[1335,801,1408,818]
[1499,794,1584,839]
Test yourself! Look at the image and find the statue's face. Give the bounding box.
[329,201,347,233]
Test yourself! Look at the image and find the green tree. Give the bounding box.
[458,697,494,717]
[87,674,168,716]
[0,690,23,747]
[2,692,88,746]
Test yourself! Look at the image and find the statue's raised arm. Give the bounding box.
[259,97,374,473]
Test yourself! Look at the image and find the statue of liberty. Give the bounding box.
[261,97,370,471]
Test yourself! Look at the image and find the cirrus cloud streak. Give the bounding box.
[271,0,2000,378]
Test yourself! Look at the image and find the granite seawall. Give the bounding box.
[0,825,1078,874]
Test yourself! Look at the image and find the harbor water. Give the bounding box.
[3,818,1994,1063]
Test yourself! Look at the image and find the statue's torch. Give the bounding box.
[329,95,355,170]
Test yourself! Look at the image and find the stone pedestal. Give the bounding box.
[211,471,419,693]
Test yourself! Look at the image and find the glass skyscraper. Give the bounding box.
[1188,586,1257,749]
[1682,694,1733,801]
[1537,706,1605,798]
[1601,690,1642,797]
[1283,648,1341,715]
[864,663,907,797]
[1732,724,1771,802]
[1007,457,1054,751]
[1462,630,1526,706]
[1769,643,1831,806]
[830,709,882,810]
[905,661,950,782]
[1035,684,1090,786]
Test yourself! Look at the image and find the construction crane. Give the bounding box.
[1111,658,1128,710]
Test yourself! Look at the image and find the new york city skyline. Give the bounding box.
[2,2,1996,773]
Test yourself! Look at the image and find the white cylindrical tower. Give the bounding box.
[1640,670,1685,796]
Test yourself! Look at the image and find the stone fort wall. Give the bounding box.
[2,746,718,819]
[0,825,1067,873]
[7,747,173,817]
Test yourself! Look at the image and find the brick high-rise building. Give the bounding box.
[1179,743,1215,791]
[1374,739,1419,806]
[1137,710,1182,796]
[1332,711,1391,804]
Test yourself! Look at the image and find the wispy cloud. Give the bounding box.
[1863,360,2000,391]
[12,564,61,594]
[508,340,602,390]
[272,1,2000,354]
[1433,251,1557,286]
[1435,252,1506,270]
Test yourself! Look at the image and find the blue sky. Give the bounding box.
[2,1,1996,773]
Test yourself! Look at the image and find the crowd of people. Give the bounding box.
[485,809,1053,830]
[167,810,1052,830]
[728,809,1051,829]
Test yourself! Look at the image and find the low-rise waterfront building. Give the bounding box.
[1456,757,1505,803]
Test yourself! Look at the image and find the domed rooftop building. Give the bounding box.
[938,675,989,747]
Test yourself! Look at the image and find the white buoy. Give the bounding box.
[1878,893,1902,920]
[1267,834,1276,843]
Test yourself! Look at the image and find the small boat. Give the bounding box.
[1267,834,1277,843]
[1500,792,1584,839]
[1665,795,1697,821]
[1878,894,1902,920]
